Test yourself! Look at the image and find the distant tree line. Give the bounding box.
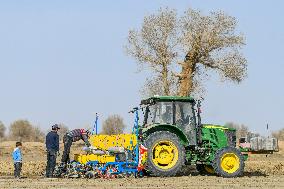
[225,122,251,139]
[272,128,284,140]
[0,120,46,142]
[0,114,126,142]
[225,122,284,141]
[1,118,282,142]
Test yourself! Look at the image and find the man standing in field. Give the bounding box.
[61,129,91,164]
[45,124,60,178]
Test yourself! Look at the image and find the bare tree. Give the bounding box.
[126,8,179,96]
[140,75,179,97]
[57,123,69,141]
[238,124,250,138]
[8,120,46,142]
[9,120,34,141]
[31,126,45,142]
[226,122,249,139]
[272,128,284,140]
[0,121,6,139]
[126,7,247,97]
[101,115,126,135]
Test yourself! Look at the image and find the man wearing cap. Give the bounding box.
[45,124,60,178]
[61,129,91,164]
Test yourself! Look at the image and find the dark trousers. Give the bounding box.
[14,162,22,178]
[46,149,57,177]
[61,135,73,164]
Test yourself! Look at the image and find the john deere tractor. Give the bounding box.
[140,96,244,178]
[57,95,277,179]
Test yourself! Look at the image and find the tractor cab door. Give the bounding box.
[174,102,197,145]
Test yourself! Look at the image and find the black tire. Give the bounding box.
[144,131,185,177]
[196,164,215,175]
[212,147,244,178]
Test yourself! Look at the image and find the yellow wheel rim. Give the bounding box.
[152,140,179,170]
[221,153,240,173]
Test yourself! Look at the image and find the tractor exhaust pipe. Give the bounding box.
[196,99,203,145]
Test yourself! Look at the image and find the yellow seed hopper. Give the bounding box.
[74,134,137,164]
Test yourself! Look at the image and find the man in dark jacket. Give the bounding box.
[61,129,91,164]
[45,124,60,177]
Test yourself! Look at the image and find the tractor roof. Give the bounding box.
[141,96,195,105]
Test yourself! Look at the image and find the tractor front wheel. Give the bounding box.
[144,131,185,177]
[212,147,244,178]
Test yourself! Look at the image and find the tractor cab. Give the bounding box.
[140,96,198,145]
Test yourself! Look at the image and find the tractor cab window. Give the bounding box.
[145,102,173,125]
[175,102,194,128]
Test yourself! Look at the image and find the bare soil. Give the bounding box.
[0,141,283,189]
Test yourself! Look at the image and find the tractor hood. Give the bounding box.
[202,124,236,131]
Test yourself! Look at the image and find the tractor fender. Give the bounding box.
[142,124,190,146]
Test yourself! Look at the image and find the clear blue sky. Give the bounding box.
[0,0,283,135]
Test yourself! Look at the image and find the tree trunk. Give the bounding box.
[162,64,170,96]
[178,61,195,97]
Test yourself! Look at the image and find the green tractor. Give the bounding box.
[140,96,245,178]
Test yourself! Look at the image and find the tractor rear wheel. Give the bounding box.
[144,131,185,177]
[212,147,244,178]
